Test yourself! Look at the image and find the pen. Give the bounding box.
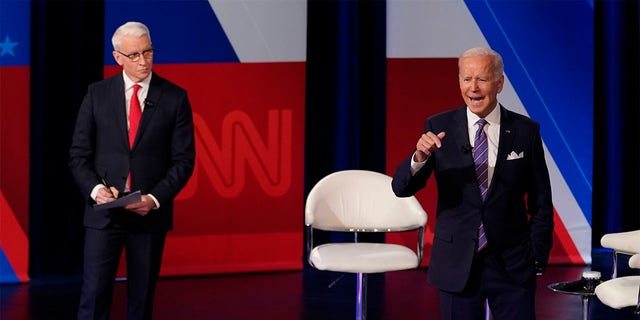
[101,178,117,198]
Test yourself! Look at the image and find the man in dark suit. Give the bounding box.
[391,47,554,320]
[69,21,195,320]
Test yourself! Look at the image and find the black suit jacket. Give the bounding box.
[69,72,195,232]
[392,105,554,293]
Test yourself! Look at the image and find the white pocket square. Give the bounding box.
[506,151,524,160]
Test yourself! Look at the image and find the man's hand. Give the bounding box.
[124,195,156,216]
[414,131,446,162]
[95,186,120,204]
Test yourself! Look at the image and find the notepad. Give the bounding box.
[93,190,142,210]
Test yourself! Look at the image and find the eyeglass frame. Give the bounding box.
[115,48,154,62]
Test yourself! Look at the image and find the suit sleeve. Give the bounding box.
[527,125,554,268]
[68,85,101,201]
[147,89,195,205]
[391,118,434,197]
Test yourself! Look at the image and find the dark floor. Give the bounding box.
[2,249,639,320]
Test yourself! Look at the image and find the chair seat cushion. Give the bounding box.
[309,242,419,273]
[595,275,640,309]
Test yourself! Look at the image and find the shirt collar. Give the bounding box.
[467,103,501,127]
[122,71,152,91]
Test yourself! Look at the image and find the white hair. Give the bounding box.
[111,21,151,51]
[459,47,504,79]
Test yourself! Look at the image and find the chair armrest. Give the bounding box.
[416,226,425,264]
[305,225,314,265]
[632,253,640,315]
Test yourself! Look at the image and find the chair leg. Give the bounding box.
[612,251,619,279]
[485,299,491,320]
[635,284,640,315]
[356,272,367,320]
[581,295,591,320]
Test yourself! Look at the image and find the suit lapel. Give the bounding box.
[111,74,129,149]
[491,105,515,191]
[453,106,473,165]
[131,74,162,148]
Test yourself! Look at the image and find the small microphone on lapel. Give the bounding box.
[462,144,473,154]
[505,129,511,134]
[144,100,154,108]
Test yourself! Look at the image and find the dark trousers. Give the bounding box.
[439,249,537,320]
[77,225,166,320]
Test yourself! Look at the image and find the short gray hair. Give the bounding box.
[459,47,504,79]
[111,21,151,51]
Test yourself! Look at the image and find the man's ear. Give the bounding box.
[112,51,123,66]
[497,75,505,93]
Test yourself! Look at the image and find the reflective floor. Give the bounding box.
[2,249,639,320]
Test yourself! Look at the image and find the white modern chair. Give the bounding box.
[305,170,428,320]
[594,253,640,314]
[594,229,640,315]
[600,230,640,278]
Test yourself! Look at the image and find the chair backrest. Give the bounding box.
[601,230,640,255]
[305,170,427,231]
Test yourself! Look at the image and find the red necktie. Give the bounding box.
[129,84,142,147]
[127,84,141,190]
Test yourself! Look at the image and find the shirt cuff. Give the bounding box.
[90,184,104,201]
[148,194,160,209]
[410,151,427,176]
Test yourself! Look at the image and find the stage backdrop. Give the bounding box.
[385,0,593,265]
[0,0,30,283]
[104,0,306,277]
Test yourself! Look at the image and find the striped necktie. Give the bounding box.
[473,119,488,251]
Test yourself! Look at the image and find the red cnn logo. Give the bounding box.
[177,109,293,199]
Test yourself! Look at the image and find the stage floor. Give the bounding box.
[2,249,639,319]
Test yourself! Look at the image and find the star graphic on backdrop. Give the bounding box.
[0,35,19,57]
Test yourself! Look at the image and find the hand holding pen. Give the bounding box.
[96,178,121,204]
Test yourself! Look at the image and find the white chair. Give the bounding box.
[595,230,640,315]
[305,170,427,320]
[600,230,640,278]
[594,253,640,314]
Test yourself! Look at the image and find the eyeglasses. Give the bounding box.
[116,48,154,62]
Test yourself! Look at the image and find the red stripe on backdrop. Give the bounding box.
[105,62,305,276]
[0,66,30,283]
[549,208,584,264]
[0,66,29,232]
[0,191,29,282]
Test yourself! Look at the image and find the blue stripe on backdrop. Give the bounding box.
[0,0,30,66]
[104,0,238,64]
[0,249,18,283]
[465,0,594,224]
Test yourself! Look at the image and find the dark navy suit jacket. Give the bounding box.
[69,72,195,232]
[392,105,554,293]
